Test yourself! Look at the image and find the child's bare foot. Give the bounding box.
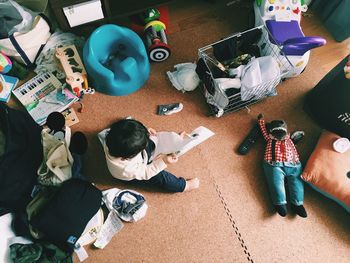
[184,178,200,191]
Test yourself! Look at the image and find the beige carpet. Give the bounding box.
[9,0,350,262]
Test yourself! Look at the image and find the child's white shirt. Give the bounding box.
[98,129,167,181]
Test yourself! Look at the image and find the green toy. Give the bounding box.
[8,60,29,80]
[140,8,160,25]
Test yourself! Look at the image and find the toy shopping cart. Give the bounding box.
[197,25,293,117]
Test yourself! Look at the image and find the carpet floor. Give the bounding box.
[7,0,350,262]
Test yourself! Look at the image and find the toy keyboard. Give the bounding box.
[13,72,62,103]
[13,72,78,125]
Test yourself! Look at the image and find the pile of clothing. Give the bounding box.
[196,27,281,115]
[0,103,102,262]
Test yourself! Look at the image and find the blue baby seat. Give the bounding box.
[83,24,150,96]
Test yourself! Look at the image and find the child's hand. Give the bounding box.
[148,128,157,136]
[163,153,178,164]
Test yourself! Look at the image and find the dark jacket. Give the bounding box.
[0,103,42,215]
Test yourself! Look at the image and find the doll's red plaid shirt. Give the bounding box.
[258,119,300,163]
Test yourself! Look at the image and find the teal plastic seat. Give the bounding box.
[83,24,150,96]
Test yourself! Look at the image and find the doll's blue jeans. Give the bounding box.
[263,161,304,206]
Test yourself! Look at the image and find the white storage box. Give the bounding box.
[63,0,104,28]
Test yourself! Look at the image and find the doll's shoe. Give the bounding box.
[275,205,287,217]
[291,204,307,218]
[291,131,305,145]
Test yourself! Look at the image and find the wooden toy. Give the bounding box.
[55,45,94,97]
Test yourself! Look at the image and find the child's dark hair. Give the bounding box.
[106,119,149,158]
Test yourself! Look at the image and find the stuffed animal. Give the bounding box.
[257,113,307,218]
[46,111,88,155]
[46,111,66,140]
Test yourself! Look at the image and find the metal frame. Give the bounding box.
[198,25,294,117]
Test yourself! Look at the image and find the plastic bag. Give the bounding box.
[0,13,51,67]
[0,0,37,38]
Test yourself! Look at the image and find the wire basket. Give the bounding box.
[197,25,293,117]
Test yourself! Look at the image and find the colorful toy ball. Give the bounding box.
[0,52,12,74]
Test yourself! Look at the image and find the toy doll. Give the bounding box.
[258,113,307,218]
[46,111,87,155]
[45,111,88,180]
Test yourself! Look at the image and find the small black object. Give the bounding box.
[275,204,287,217]
[70,131,88,155]
[237,124,261,155]
[291,204,307,218]
[46,111,65,133]
[291,131,305,145]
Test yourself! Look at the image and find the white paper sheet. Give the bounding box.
[93,211,124,249]
[153,126,215,158]
[63,0,104,27]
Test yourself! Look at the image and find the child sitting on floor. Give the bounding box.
[99,119,200,192]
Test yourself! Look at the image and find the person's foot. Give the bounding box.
[291,204,307,218]
[184,178,200,191]
[275,204,287,217]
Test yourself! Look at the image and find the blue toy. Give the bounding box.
[83,24,150,96]
[254,0,326,77]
